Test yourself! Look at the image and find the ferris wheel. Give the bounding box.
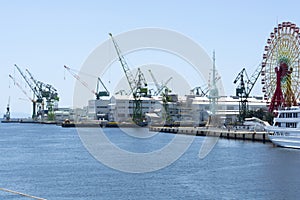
[261,21,300,111]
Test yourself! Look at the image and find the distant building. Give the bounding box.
[108,95,159,122]
[54,107,72,122]
[87,97,110,120]
[54,107,88,122]
[191,95,267,123]
[81,95,267,125]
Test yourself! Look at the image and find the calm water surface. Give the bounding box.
[0,123,300,200]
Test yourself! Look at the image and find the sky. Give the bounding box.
[1,0,300,117]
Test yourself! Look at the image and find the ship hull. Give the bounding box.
[266,126,300,149]
[268,134,300,149]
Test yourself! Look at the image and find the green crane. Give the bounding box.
[233,66,261,121]
[109,33,148,126]
[25,68,59,119]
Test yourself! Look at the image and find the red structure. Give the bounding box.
[268,62,296,112]
[268,66,284,112]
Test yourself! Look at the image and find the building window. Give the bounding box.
[227,106,234,110]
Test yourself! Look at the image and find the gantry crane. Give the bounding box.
[64,65,109,99]
[148,69,173,96]
[233,66,261,121]
[109,33,148,125]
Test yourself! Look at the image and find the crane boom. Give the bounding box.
[26,69,39,87]
[148,69,160,92]
[148,69,173,96]
[9,75,33,102]
[64,65,109,99]
[246,66,261,96]
[233,68,245,84]
[26,68,58,99]
[64,65,97,96]
[14,64,42,100]
[155,77,173,96]
[109,33,137,93]
[9,74,39,119]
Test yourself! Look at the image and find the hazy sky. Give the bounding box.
[1,0,300,117]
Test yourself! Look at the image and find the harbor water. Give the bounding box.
[1,123,300,199]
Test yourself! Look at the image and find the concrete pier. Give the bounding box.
[149,126,270,143]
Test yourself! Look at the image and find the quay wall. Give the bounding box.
[149,126,270,143]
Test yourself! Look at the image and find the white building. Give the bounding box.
[54,107,88,122]
[87,97,111,120]
[190,95,267,124]
[83,94,267,125]
[108,95,159,122]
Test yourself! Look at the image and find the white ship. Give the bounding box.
[265,106,300,149]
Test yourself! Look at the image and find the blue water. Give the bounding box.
[1,123,300,200]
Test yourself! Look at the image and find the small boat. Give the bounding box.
[243,117,270,131]
[265,106,300,149]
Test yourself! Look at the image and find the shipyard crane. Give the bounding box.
[38,81,59,113]
[134,68,148,96]
[64,65,109,99]
[147,70,174,124]
[14,64,44,119]
[148,69,173,96]
[25,68,46,100]
[233,66,261,121]
[109,33,148,125]
[25,68,59,115]
[14,64,43,103]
